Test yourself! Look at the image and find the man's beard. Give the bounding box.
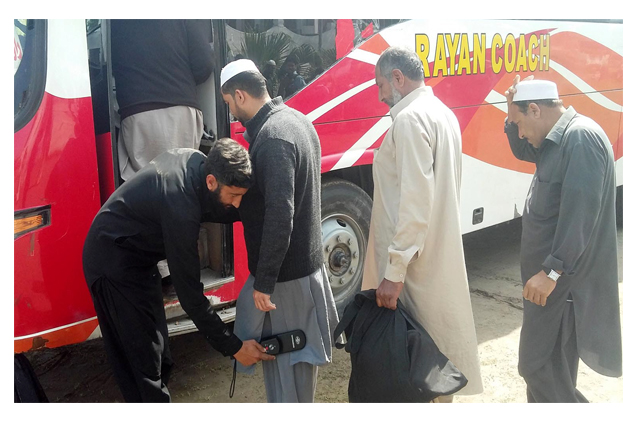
[230,100,249,126]
[207,186,231,211]
[386,86,403,108]
[236,109,250,127]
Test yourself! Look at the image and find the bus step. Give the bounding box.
[167,306,236,337]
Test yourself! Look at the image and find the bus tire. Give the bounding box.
[321,178,372,317]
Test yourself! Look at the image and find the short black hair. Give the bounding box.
[221,70,268,99]
[513,99,564,114]
[204,137,253,188]
[376,46,424,82]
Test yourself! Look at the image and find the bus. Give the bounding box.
[14,18,622,399]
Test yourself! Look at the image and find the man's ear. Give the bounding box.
[206,174,218,191]
[391,69,404,88]
[234,89,246,105]
[529,102,541,118]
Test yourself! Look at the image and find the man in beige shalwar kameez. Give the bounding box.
[362,46,483,400]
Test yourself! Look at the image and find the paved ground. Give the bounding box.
[26,219,624,403]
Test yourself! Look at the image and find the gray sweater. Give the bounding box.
[239,97,323,294]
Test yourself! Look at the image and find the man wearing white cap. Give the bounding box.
[505,75,622,402]
[219,59,340,402]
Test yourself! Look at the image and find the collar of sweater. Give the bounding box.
[244,96,285,144]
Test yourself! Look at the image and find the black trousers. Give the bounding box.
[521,300,588,403]
[89,271,173,402]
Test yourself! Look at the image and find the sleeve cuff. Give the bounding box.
[542,254,565,275]
[384,262,407,283]
[253,278,276,295]
[206,330,243,358]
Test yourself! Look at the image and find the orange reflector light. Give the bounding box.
[14,215,43,236]
[14,207,50,239]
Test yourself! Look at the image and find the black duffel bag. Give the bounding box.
[334,289,467,402]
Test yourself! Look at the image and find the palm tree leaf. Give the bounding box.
[240,28,293,68]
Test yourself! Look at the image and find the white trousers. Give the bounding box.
[117,105,203,181]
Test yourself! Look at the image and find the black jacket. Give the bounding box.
[111,19,214,120]
[82,149,242,357]
[335,290,468,402]
[239,97,323,294]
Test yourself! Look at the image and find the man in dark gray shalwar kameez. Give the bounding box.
[504,76,622,402]
[219,60,340,402]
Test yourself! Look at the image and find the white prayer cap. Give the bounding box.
[220,59,260,87]
[513,80,559,102]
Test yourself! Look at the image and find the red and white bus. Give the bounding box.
[14,19,622,394]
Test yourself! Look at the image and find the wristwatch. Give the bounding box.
[547,269,561,282]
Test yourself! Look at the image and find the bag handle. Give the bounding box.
[333,289,377,348]
[333,297,359,349]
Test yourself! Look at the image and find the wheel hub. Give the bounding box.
[322,216,361,292]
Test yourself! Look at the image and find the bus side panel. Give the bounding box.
[293,20,622,233]
[229,222,249,299]
[614,115,623,187]
[187,218,249,304]
[14,93,101,346]
[15,19,101,350]
[226,19,622,275]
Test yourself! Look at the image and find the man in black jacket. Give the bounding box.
[111,19,214,181]
[82,139,274,403]
[219,59,339,402]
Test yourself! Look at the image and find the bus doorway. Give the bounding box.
[86,19,239,327]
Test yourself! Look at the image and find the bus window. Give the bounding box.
[225,19,403,102]
[14,19,46,132]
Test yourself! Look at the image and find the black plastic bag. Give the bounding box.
[334,289,467,402]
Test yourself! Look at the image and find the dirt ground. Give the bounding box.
[26,220,624,403]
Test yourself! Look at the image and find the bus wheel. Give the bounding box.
[321,178,372,317]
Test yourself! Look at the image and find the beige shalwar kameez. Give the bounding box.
[362,86,483,395]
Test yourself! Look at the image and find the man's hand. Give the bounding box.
[523,270,557,307]
[505,74,534,122]
[253,290,276,312]
[376,278,404,310]
[233,340,275,366]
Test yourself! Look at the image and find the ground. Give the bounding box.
[25,220,624,403]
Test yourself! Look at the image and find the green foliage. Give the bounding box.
[288,44,322,80]
[238,25,339,84]
[320,48,337,68]
[240,29,292,69]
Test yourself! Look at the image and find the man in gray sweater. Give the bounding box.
[220,59,339,402]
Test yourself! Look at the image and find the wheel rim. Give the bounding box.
[321,213,366,302]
